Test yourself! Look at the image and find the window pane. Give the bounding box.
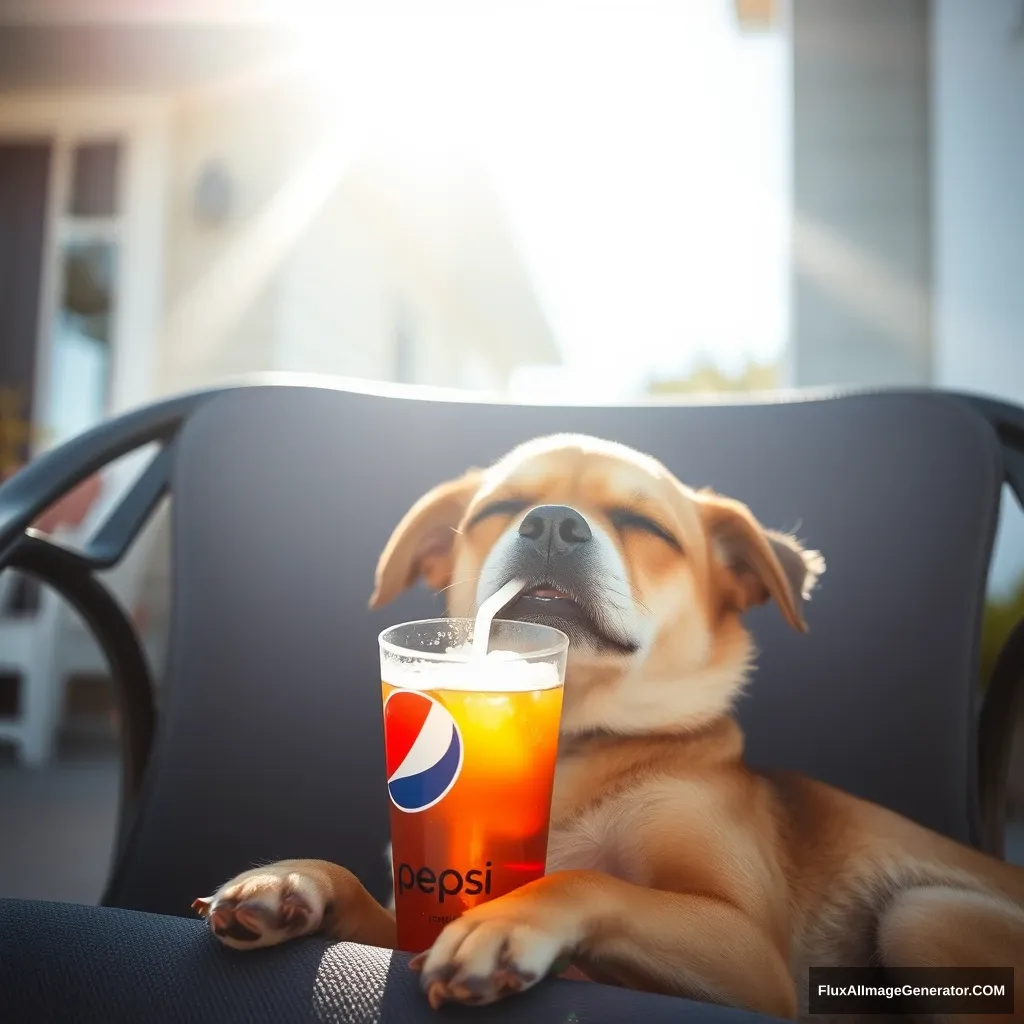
[68,140,121,218]
[48,242,115,445]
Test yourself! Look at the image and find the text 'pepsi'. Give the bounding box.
[396,861,493,902]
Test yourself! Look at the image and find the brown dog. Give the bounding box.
[194,434,1024,1021]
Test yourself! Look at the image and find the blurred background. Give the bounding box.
[1,0,1023,901]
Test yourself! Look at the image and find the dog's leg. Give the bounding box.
[194,859,396,951]
[877,885,1024,1024]
[408,869,796,1018]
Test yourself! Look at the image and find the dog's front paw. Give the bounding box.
[408,900,574,1008]
[193,863,329,950]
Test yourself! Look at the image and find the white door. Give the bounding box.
[0,96,169,459]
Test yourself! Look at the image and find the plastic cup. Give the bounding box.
[378,617,568,952]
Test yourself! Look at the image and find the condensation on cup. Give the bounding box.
[378,617,568,953]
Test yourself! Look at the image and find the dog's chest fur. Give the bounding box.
[543,746,654,884]
[543,724,754,889]
[543,743,702,888]
[545,791,645,882]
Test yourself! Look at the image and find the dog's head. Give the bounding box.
[370,434,824,737]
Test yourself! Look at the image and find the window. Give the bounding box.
[68,140,121,218]
[49,242,115,444]
[44,138,124,449]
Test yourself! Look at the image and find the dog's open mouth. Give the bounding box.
[523,585,570,600]
[512,583,584,618]
[500,582,636,653]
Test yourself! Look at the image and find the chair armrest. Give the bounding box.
[0,899,786,1024]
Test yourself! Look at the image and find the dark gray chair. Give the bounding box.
[1,379,1022,1023]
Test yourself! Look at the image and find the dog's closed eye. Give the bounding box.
[607,508,682,552]
[467,499,532,529]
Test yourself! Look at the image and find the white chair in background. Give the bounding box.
[0,449,165,766]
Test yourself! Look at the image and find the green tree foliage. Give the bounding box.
[647,355,780,395]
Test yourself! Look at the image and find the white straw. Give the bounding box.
[472,578,527,658]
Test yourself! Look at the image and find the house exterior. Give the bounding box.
[0,10,560,469]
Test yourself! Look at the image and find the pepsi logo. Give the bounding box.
[383,689,463,813]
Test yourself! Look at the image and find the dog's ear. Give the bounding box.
[698,493,824,632]
[370,469,484,610]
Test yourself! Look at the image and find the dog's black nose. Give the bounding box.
[518,505,593,551]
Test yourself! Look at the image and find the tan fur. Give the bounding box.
[199,434,1024,1022]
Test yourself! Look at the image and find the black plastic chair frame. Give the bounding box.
[0,379,1022,871]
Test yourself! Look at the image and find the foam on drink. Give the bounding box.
[385,653,560,692]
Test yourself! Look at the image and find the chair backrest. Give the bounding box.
[103,384,1002,916]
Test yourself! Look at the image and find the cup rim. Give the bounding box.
[378,617,569,663]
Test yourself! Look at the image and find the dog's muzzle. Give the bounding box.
[491,504,639,654]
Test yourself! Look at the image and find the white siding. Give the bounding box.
[933,0,1024,595]
[790,0,933,388]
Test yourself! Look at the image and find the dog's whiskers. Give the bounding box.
[437,572,484,596]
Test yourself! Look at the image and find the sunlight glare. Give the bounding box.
[164,131,355,370]
[166,1,793,397]
[292,8,484,182]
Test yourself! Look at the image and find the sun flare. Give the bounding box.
[291,9,484,180]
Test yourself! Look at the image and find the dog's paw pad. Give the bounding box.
[417,916,562,1007]
[195,869,325,950]
[423,964,539,1009]
[278,891,314,930]
[209,900,266,944]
